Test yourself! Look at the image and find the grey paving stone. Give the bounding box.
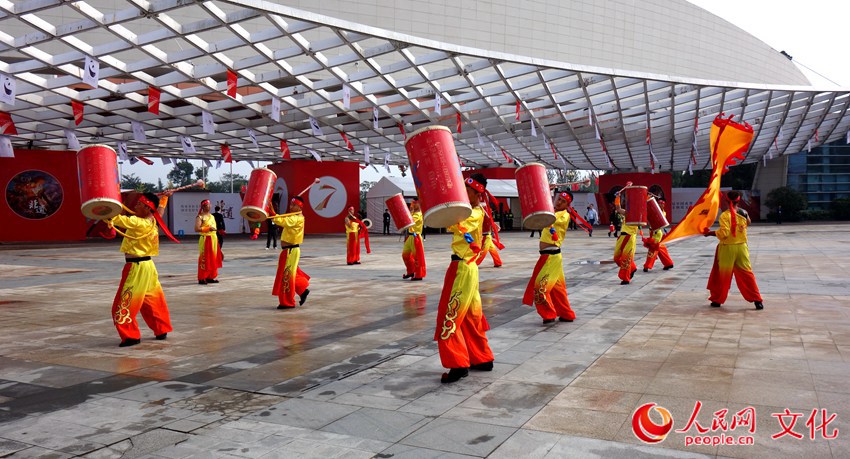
[488,428,563,458]
[321,407,430,442]
[400,418,516,457]
[0,438,30,456]
[374,443,479,458]
[111,382,212,405]
[544,434,714,458]
[243,398,361,429]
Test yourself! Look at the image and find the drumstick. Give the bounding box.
[266,210,302,220]
[158,179,205,196]
[615,181,634,195]
[294,178,321,198]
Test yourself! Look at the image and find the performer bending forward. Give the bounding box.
[643,197,674,272]
[704,191,764,310]
[271,195,311,309]
[108,192,175,347]
[523,191,577,324]
[402,198,426,280]
[196,199,222,284]
[435,173,495,384]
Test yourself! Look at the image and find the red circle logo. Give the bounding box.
[632,402,674,443]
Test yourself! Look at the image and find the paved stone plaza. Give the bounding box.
[1,223,849,458]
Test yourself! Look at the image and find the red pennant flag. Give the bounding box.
[221,144,232,163]
[815,129,820,142]
[226,69,238,98]
[571,183,579,191]
[501,148,513,164]
[456,112,462,133]
[340,131,354,151]
[0,111,17,135]
[515,100,521,121]
[148,86,161,115]
[72,100,84,125]
[280,140,290,159]
[136,155,154,165]
[646,128,651,144]
[398,121,406,139]
[550,141,557,160]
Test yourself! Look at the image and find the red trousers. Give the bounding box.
[272,247,310,307]
[613,233,637,282]
[346,232,360,264]
[707,243,762,304]
[402,234,426,278]
[475,234,503,267]
[434,259,494,369]
[112,260,172,340]
[523,252,576,321]
[198,234,222,281]
[644,243,673,270]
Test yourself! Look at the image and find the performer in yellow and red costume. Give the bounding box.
[523,190,577,324]
[402,198,426,280]
[195,199,223,284]
[642,197,674,272]
[435,173,495,384]
[107,191,176,347]
[344,207,362,265]
[613,194,639,284]
[271,195,311,309]
[475,200,503,268]
[704,191,763,310]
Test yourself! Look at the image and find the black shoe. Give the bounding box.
[402,274,412,279]
[198,279,207,285]
[493,265,502,268]
[469,361,493,371]
[206,278,219,284]
[663,265,674,271]
[643,267,649,272]
[543,318,556,324]
[277,304,296,309]
[119,338,141,347]
[411,277,423,281]
[299,289,310,306]
[559,317,574,322]
[155,333,167,340]
[589,230,592,237]
[440,368,469,384]
[620,280,630,285]
[353,261,361,265]
[710,302,722,308]
[754,301,764,310]
[630,269,637,280]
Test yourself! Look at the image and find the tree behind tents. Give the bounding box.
[167,161,195,187]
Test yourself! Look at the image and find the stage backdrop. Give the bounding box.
[1,149,88,242]
[268,160,360,234]
[595,172,673,225]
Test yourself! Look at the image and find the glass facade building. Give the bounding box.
[787,141,850,209]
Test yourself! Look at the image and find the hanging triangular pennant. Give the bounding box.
[778,127,784,141]
[501,148,513,164]
[83,55,99,89]
[807,139,812,153]
[815,129,820,142]
[371,164,379,173]
[64,129,80,149]
[384,153,390,173]
[559,154,568,170]
[226,69,238,98]
[71,100,84,125]
[309,116,323,136]
[129,157,138,165]
[247,128,258,148]
[181,136,196,154]
[342,84,351,109]
[340,131,354,151]
[650,148,658,174]
[477,130,484,147]
[550,141,558,161]
[595,124,601,140]
[373,106,379,130]
[147,86,161,115]
[434,93,442,115]
[364,144,371,165]
[491,142,498,157]
[137,156,154,165]
[846,130,850,144]
[456,112,462,134]
[202,111,215,135]
[544,135,549,150]
[271,97,281,122]
[588,107,593,126]
[203,159,213,168]
[247,160,255,168]
[309,149,322,162]
[221,144,232,163]
[687,160,693,176]
[216,159,222,169]
[398,121,406,139]
[531,120,537,137]
[117,141,128,160]
[161,157,171,165]
[0,74,16,105]
[280,140,290,160]
[131,121,146,142]
[515,100,521,121]
[0,136,13,158]
[0,111,17,135]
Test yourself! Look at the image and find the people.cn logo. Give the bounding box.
[632,403,674,443]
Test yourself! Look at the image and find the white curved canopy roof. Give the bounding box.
[1,0,848,171]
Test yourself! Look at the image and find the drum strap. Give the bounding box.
[125,256,152,263]
[539,248,561,255]
[280,244,300,250]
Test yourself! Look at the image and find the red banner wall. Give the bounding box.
[1,149,88,242]
[267,160,360,234]
[595,172,672,225]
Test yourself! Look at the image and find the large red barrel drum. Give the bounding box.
[240,168,277,222]
[515,163,556,229]
[646,197,669,231]
[623,186,648,226]
[77,144,122,220]
[385,193,415,232]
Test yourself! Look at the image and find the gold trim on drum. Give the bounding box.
[252,167,277,175]
[522,211,557,230]
[423,201,472,228]
[515,162,547,172]
[240,205,269,222]
[80,197,122,220]
[403,125,452,147]
[79,144,117,153]
[397,222,415,232]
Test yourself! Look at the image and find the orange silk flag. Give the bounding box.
[662,114,753,243]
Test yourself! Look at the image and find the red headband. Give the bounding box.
[199,199,210,215]
[291,195,304,205]
[558,192,573,204]
[465,177,485,193]
[138,196,156,212]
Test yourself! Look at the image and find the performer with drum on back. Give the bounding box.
[613,183,644,285]
[642,195,674,272]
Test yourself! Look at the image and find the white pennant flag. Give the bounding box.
[247,160,255,168]
[64,129,80,149]
[373,107,379,130]
[117,141,128,160]
[595,124,601,140]
[559,155,568,170]
[778,127,784,141]
[0,73,15,105]
[343,84,351,109]
[477,131,484,147]
[247,128,258,148]
[688,160,693,176]
[434,93,442,115]
[216,159,222,169]
[0,136,13,158]
[271,97,281,122]
[588,108,593,126]
[763,155,767,166]
[131,121,146,142]
[161,157,171,165]
[491,143,498,156]
[531,120,537,137]
[202,111,215,135]
[203,159,212,168]
[371,164,379,173]
[364,144,371,165]
[309,116,323,136]
[181,136,196,154]
[384,153,390,173]
[309,149,322,162]
[807,139,812,153]
[605,153,612,169]
[82,55,100,89]
[846,130,850,144]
